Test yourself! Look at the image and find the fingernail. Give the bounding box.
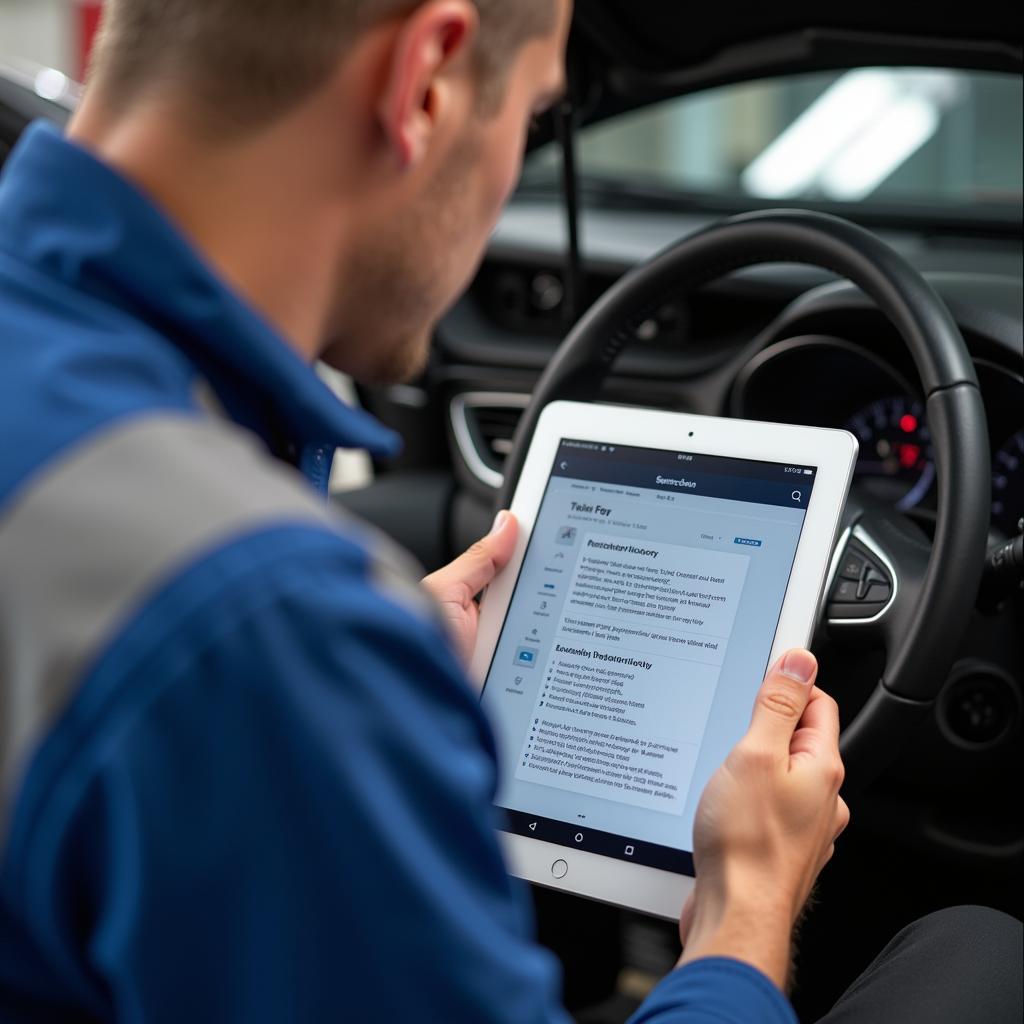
[489,510,510,536]
[779,649,816,684]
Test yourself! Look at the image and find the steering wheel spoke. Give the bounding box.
[824,494,931,649]
[826,526,898,628]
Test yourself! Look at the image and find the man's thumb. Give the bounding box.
[747,649,818,751]
[477,509,518,576]
[424,511,517,601]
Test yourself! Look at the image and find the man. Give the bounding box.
[0,1,1019,1022]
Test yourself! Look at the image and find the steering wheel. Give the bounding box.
[497,209,991,791]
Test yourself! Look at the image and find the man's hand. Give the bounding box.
[422,511,518,667]
[677,649,849,991]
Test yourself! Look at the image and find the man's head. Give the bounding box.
[78,1,572,382]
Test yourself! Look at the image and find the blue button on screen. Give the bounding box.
[734,537,763,547]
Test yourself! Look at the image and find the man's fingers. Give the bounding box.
[422,511,518,605]
[789,686,842,764]
[746,649,818,753]
[834,797,851,840]
[678,890,697,948]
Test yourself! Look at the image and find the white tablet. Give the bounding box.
[470,401,858,920]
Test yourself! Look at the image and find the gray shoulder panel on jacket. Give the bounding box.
[0,412,429,825]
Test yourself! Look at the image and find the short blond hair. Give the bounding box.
[90,0,556,132]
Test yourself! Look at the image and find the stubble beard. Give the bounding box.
[324,127,486,386]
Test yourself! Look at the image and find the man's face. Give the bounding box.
[324,1,572,384]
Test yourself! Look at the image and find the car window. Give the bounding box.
[523,68,1022,213]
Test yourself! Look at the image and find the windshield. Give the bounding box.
[522,68,1022,216]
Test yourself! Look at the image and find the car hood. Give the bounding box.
[571,1,1021,105]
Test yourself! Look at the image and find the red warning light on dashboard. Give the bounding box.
[899,444,921,468]
[899,414,918,434]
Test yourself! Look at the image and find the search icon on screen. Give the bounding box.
[791,490,802,502]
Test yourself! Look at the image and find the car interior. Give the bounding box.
[1,4,1020,1021]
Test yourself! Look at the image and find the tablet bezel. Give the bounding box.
[470,401,858,921]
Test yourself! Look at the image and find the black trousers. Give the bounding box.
[816,905,1023,1024]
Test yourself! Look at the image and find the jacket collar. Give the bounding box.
[0,121,401,458]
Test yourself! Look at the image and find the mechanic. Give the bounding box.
[0,1,1020,1022]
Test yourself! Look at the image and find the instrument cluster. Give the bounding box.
[732,337,1022,536]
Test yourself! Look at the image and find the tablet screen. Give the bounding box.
[480,439,817,875]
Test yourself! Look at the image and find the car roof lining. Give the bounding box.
[577,2,1023,80]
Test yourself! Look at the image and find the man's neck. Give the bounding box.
[67,95,350,362]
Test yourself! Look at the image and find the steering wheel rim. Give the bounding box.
[498,208,991,790]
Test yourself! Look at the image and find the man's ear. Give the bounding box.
[376,0,480,169]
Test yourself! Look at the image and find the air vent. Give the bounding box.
[475,406,522,460]
[450,392,530,489]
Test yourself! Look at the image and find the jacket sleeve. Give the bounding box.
[629,958,797,1024]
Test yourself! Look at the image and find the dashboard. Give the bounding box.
[436,211,1022,558]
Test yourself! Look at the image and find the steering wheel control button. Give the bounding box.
[551,859,568,879]
[839,553,867,580]
[832,578,859,602]
[856,568,889,600]
[828,538,895,621]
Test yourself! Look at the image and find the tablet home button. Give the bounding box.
[551,859,568,879]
